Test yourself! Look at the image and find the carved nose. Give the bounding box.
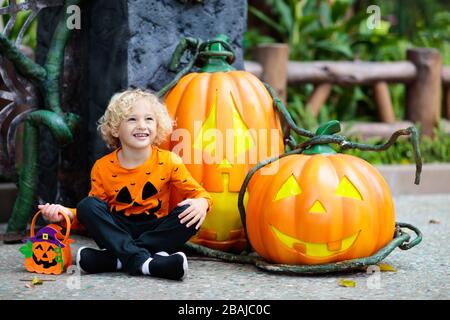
[309,200,326,214]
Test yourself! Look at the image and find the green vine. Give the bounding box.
[1,0,81,240]
[156,34,237,98]
[162,33,423,274]
[185,223,422,274]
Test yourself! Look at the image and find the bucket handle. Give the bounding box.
[30,210,72,244]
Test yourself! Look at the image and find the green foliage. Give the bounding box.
[286,88,327,134]
[243,28,276,50]
[341,124,450,164]
[415,11,450,65]
[245,0,410,61]
[285,101,449,164]
[246,0,449,132]
[246,0,415,124]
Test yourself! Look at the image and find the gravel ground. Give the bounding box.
[0,194,449,300]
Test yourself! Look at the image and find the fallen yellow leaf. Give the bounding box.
[378,263,397,272]
[339,279,356,288]
[31,277,43,285]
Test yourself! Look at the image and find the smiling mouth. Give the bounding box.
[271,225,360,258]
[133,133,150,138]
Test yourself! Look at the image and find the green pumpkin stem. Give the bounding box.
[303,120,341,155]
[200,34,235,73]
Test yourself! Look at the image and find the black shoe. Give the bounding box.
[76,246,118,274]
[148,252,188,280]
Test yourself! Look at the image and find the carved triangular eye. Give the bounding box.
[273,175,302,201]
[193,91,218,155]
[116,186,133,204]
[335,176,363,200]
[142,181,158,200]
[193,91,255,163]
[230,92,255,156]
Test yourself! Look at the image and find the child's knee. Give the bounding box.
[173,204,190,215]
[188,224,199,237]
[76,196,107,222]
[184,219,199,237]
[170,205,198,234]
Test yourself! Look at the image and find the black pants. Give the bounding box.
[76,196,198,274]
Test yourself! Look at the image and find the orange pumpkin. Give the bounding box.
[246,151,395,265]
[21,212,74,274]
[162,36,284,251]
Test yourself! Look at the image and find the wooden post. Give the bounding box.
[406,48,442,136]
[254,43,289,104]
[373,81,395,123]
[254,43,289,139]
[306,83,332,116]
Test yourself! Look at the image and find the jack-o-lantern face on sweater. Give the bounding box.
[113,181,162,216]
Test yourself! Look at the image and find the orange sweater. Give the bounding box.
[70,146,212,225]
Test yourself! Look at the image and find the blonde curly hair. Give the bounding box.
[98,89,173,149]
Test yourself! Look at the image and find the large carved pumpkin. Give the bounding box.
[162,36,284,251]
[246,138,395,265]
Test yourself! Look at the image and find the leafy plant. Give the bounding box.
[246,0,415,124]
[415,11,450,65]
[246,0,411,61]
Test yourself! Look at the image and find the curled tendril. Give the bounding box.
[263,82,422,185]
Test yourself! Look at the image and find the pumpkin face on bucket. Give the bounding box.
[22,224,73,274]
[31,241,58,269]
[21,214,74,275]
[246,153,395,265]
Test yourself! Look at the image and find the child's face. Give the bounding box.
[113,98,157,150]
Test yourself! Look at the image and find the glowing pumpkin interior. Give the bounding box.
[164,69,284,252]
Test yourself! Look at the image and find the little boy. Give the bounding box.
[39,89,212,280]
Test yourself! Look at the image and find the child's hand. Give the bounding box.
[38,203,73,223]
[177,198,209,229]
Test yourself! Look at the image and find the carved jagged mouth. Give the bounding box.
[32,254,57,268]
[271,225,360,258]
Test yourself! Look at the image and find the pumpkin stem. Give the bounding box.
[303,120,341,155]
[199,34,236,72]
